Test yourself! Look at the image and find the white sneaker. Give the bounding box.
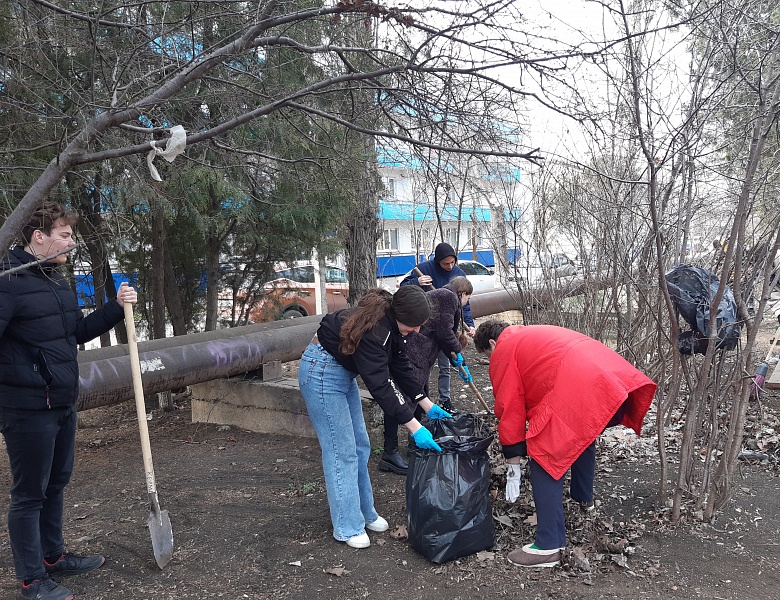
[366,516,389,532]
[345,532,370,548]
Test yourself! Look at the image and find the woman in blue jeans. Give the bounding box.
[298,286,450,549]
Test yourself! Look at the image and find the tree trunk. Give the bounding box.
[150,201,167,340]
[75,208,111,347]
[69,172,124,347]
[149,200,173,410]
[316,250,328,314]
[203,180,225,331]
[204,231,221,331]
[163,235,187,336]
[345,178,380,304]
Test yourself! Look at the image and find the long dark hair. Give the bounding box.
[340,286,431,355]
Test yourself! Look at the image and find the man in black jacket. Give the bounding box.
[0,203,137,600]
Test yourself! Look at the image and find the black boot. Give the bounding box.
[378,450,408,475]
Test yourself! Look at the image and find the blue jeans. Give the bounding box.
[529,441,596,550]
[0,406,76,581]
[437,350,451,403]
[298,343,379,541]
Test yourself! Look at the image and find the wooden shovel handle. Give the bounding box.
[765,327,780,362]
[414,267,435,290]
[124,302,159,498]
[450,351,492,414]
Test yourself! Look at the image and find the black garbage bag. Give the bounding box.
[406,413,487,459]
[406,434,495,564]
[665,264,741,354]
[421,412,488,438]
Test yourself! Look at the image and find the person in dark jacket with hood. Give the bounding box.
[298,286,451,549]
[378,277,474,475]
[404,277,474,391]
[400,242,476,414]
[0,202,137,600]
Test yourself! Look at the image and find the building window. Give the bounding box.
[418,227,432,250]
[467,226,483,247]
[378,228,399,251]
[383,177,396,198]
[444,227,458,248]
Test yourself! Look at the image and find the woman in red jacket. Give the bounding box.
[474,320,656,568]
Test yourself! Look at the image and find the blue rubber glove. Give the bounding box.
[412,427,442,452]
[450,352,465,367]
[458,364,473,383]
[426,404,452,420]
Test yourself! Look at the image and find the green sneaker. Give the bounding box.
[507,544,562,568]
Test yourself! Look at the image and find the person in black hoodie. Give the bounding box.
[399,242,475,414]
[298,286,450,549]
[0,202,137,600]
[404,277,474,393]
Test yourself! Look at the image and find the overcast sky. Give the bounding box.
[511,0,691,162]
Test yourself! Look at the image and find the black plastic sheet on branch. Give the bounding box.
[665,264,741,355]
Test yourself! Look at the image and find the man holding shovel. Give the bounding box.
[0,203,137,600]
[474,319,656,568]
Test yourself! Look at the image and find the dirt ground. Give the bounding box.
[2,320,780,600]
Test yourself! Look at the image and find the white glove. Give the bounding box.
[505,463,523,503]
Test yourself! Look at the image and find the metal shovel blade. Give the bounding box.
[148,508,174,569]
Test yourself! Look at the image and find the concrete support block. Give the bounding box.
[766,364,780,390]
[191,377,315,437]
[191,377,378,440]
[244,360,283,381]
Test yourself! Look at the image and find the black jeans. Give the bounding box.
[0,405,76,581]
[383,402,425,452]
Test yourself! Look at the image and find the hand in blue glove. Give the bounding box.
[450,352,465,367]
[426,404,452,420]
[412,427,442,452]
[458,364,473,383]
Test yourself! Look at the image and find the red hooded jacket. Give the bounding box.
[490,325,656,480]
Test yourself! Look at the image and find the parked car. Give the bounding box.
[249,264,349,321]
[457,260,498,293]
[394,259,497,293]
[503,253,578,286]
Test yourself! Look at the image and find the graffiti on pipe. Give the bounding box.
[141,357,166,373]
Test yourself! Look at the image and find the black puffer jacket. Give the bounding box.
[0,247,124,410]
[316,308,426,424]
[404,286,463,388]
